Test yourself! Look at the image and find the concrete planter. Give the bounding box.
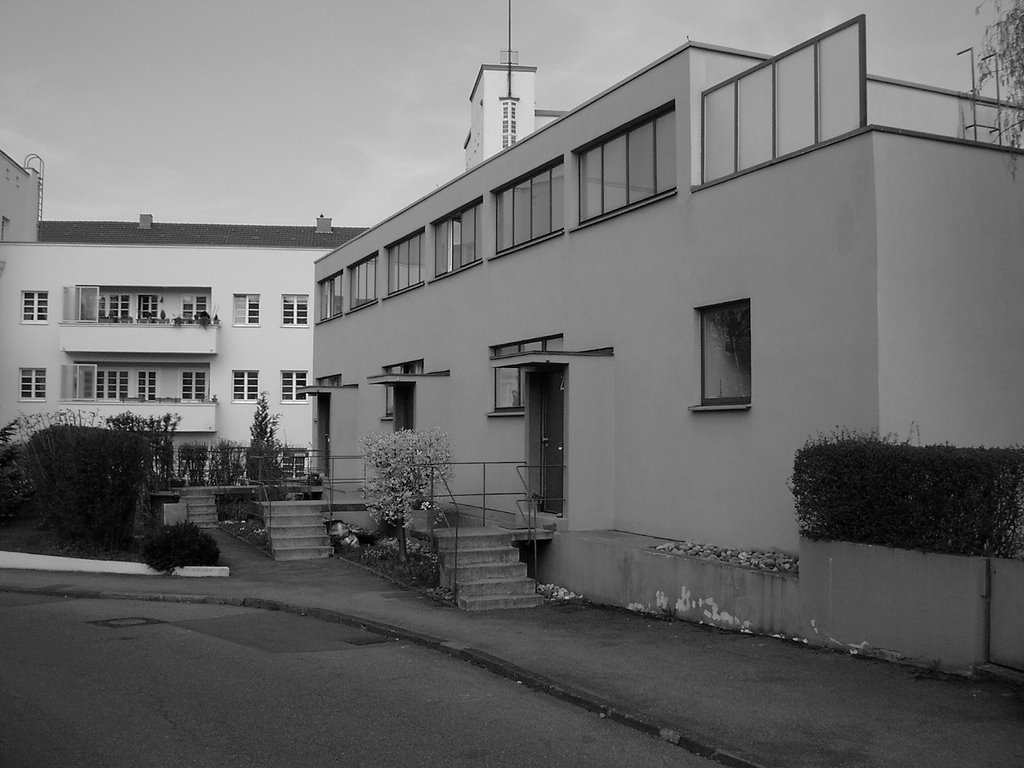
[798,538,987,673]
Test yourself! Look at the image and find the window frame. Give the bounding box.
[698,299,752,407]
[382,359,423,417]
[349,254,378,309]
[181,369,208,402]
[96,368,130,401]
[232,370,259,402]
[494,160,565,253]
[282,294,309,326]
[386,231,424,295]
[281,370,308,402]
[21,291,49,323]
[137,370,157,401]
[19,368,46,400]
[233,294,261,326]
[318,272,344,321]
[577,105,677,224]
[434,200,482,276]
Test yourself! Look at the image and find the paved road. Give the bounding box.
[0,593,711,767]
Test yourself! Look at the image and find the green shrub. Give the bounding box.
[22,425,151,551]
[0,421,31,519]
[106,412,180,490]
[142,521,220,572]
[177,442,210,486]
[792,430,1024,558]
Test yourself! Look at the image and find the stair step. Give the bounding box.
[457,593,543,611]
[268,519,326,531]
[456,578,537,598]
[447,561,528,583]
[439,547,520,566]
[273,535,330,549]
[272,546,331,561]
[269,529,328,542]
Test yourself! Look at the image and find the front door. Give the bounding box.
[316,394,331,476]
[527,368,565,514]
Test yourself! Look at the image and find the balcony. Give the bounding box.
[60,398,218,433]
[60,319,220,355]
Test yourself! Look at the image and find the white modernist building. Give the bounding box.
[0,149,41,242]
[0,214,362,452]
[310,13,1024,596]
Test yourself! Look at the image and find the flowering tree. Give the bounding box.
[360,428,453,561]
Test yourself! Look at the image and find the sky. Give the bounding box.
[0,0,999,228]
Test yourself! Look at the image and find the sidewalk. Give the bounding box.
[2,530,1021,768]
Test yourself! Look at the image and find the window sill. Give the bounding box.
[487,409,524,418]
[429,258,483,284]
[380,416,394,422]
[688,403,751,412]
[281,324,310,329]
[383,282,425,301]
[490,228,565,263]
[20,320,48,325]
[572,188,677,233]
[232,323,262,328]
[346,300,378,315]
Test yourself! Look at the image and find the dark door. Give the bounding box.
[529,369,564,514]
[316,394,331,476]
[393,384,415,431]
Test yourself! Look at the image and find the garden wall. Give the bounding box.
[536,530,801,635]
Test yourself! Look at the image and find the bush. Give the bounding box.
[142,521,220,572]
[792,430,1024,558]
[22,425,151,551]
[177,442,210,486]
[0,421,31,519]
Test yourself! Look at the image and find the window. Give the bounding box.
[233,370,259,401]
[138,371,157,401]
[579,108,676,222]
[99,293,130,320]
[282,370,308,401]
[137,294,159,320]
[61,363,96,399]
[96,369,129,400]
[387,232,423,294]
[282,294,309,326]
[435,202,481,276]
[233,294,260,325]
[700,300,751,405]
[182,370,208,401]
[21,291,48,322]
[318,272,343,321]
[496,162,564,251]
[181,295,209,320]
[281,450,308,479]
[19,368,45,400]
[1,216,8,241]
[501,98,518,149]
[494,368,523,410]
[350,255,377,309]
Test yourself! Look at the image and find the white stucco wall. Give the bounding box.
[0,152,39,242]
[0,243,317,447]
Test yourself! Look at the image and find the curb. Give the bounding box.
[2,583,768,768]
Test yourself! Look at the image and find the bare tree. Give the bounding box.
[978,0,1024,148]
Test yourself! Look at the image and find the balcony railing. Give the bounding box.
[58,397,218,432]
[60,319,220,355]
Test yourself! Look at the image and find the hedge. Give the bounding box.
[792,431,1024,558]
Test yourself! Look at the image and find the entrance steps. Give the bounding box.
[434,528,542,611]
[263,501,331,561]
[179,487,218,529]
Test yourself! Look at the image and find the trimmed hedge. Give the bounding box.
[792,431,1024,558]
[142,521,220,572]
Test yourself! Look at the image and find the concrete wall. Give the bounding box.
[0,151,39,242]
[799,538,989,673]
[0,243,318,446]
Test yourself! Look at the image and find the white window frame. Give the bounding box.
[21,291,49,323]
[181,370,208,402]
[281,370,308,402]
[233,370,259,401]
[19,368,46,400]
[96,368,130,400]
[282,294,309,326]
[233,294,261,326]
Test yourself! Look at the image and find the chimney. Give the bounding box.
[139,213,153,230]
[315,214,332,234]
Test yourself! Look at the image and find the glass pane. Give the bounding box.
[409,235,421,284]
[513,180,532,245]
[655,111,677,193]
[532,169,552,236]
[776,46,816,155]
[603,134,628,212]
[737,67,774,169]
[580,147,602,220]
[550,165,564,231]
[435,222,449,275]
[495,368,522,408]
[704,84,736,181]
[462,205,477,265]
[818,23,862,141]
[702,303,752,402]
[497,189,514,250]
[628,121,655,203]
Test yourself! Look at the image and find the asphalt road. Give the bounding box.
[0,592,710,767]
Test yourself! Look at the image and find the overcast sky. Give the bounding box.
[0,0,996,228]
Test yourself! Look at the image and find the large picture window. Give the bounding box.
[699,299,751,405]
[435,202,481,276]
[579,108,676,222]
[387,232,423,294]
[496,162,564,252]
[318,273,343,321]
[350,255,378,309]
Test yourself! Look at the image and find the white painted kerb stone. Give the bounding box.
[0,550,229,577]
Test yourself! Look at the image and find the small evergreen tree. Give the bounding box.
[247,392,281,483]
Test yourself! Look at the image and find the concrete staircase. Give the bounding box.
[264,501,331,561]
[179,487,218,529]
[435,528,542,611]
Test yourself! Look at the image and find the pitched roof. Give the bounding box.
[37,220,365,248]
